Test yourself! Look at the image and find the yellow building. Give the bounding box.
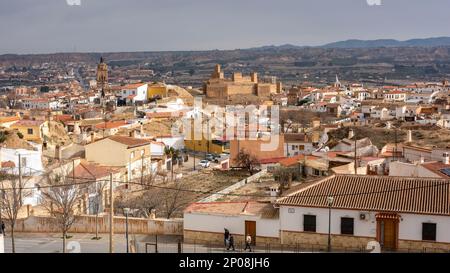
[10,120,49,142]
[85,136,152,181]
[147,83,168,100]
[184,121,229,154]
[185,137,229,155]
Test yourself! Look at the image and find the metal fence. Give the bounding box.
[138,238,450,254]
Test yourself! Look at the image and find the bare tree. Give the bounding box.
[235,149,260,175]
[90,180,108,240]
[41,172,86,253]
[160,182,189,219]
[0,167,30,253]
[273,166,295,193]
[115,190,161,219]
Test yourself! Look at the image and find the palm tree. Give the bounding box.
[164,147,180,181]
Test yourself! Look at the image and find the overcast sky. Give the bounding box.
[1,0,450,54]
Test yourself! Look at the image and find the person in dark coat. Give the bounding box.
[224,228,230,247]
[1,221,5,236]
[227,234,235,251]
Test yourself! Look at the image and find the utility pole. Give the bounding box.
[394,127,398,161]
[109,173,114,253]
[192,117,196,171]
[327,196,334,252]
[354,136,357,175]
[18,154,22,201]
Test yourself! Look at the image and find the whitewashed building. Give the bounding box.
[276,175,450,251]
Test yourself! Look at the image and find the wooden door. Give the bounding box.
[245,221,256,246]
[384,220,396,249]
[378,219,397,250]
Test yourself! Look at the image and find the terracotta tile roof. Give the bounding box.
[54,115,73,123]
[284,133,309,142]
[258,157,286,164]
[280,155,320,167]
[185,202,278,218]
[277,175,450,216]
[108,136,151,148]
[0,116,20,123]
[73,161,120,180]
[1,161,16,168]
[421,162,450,178]
[95,120,128,130]
[11,120,45,127]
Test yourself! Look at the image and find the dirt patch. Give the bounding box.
[118,169,250,219]
[327,125,450,149]
[0,129,35,150]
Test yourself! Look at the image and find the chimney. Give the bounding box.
[406,130,412,143]
[251,72,258,83]
[90,132,95,143]
[443,153,450,165]
[140,123,144,136]
[55,145,62,161]
[129,130,136,138]
[150,209,156,219]
[348,129,355,139]
[277,81,283,93]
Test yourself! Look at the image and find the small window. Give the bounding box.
[303,215,316,232]
[422,223,436,241]
[341,217,354,235]
[27,128,33,135]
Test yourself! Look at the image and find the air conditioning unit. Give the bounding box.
[359,212,369,221]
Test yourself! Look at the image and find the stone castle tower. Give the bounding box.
[96,57,109,90]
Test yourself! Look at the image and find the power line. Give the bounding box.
[3,173,450,201]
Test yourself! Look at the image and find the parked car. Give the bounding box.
[205,154,215,161]
[199,160,211,168]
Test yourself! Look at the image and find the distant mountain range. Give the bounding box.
[322,37,450,48]
[248,37,450,50]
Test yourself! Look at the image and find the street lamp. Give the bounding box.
[327,196,334,252]
[124,208,130,253]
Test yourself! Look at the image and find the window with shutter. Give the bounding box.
[303,215,316,232]
[341,217,354,235]
[422,223,436,241]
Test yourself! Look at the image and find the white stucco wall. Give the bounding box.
[400,213,450,243]
[0,144,44,175]
[279,206,450,243]
[184,212,279,238]
[280,206,376,238]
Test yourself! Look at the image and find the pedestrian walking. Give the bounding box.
[227,234,235,251]
[224,228,230,248]
[1,221,5,236]
[244,234,252,252]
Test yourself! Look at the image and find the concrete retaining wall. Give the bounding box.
[15,215,183,235]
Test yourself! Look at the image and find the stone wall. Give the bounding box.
[184,230,279,246]
[398,239,450,252]
[281,230,374,251]
[15,215,183,235]
[280,230,450,252]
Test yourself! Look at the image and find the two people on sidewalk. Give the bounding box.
[224,228,253,252]
[224,228,235,251]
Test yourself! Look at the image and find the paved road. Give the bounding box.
[1,233,297,253]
